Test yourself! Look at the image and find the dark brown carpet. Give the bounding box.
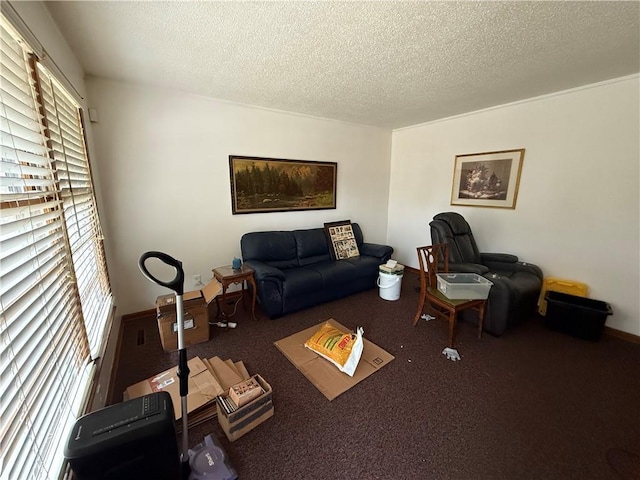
[112,272,640,480]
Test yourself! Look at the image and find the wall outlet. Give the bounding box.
[192,274,202,287]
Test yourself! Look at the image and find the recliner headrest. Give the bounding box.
[433,212,471,236]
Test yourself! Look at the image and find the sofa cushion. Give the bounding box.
[241,231,299,269]
[351,223,364,246]
[282,267,323,296]
[344,255,384,279]
[294,228,332,266]
[306,260,357,287]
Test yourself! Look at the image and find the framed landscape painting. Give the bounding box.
[450,149,525,209]
[229,155,337,214]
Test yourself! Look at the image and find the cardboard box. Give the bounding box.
[156,279,222,352]
[124,357,224,424]
[274,319,395,401]
[217,374,273,442]
[157,306,208,352]
[123,355,256,433]
[229,377,263,408]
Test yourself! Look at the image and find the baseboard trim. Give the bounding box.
[403,266,639,344]
[106,315,124,406]
[604,326,640,344]
[122,308,156,322]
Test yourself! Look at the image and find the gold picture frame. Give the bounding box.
[229,155,337,214]
[450,149,525,209]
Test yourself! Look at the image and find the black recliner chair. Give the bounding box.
[429,212,543,336]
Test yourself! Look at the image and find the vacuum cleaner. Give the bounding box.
[139,251,237,480]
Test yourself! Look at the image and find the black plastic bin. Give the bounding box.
[544,291,613,341]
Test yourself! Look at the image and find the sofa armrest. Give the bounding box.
[243,260,285,281]
[488,261,543,281]
[480,252,519,264]
[448,262,490,275]
[242,260,285,318]
[480,253,543,280]
[359,242,393,260]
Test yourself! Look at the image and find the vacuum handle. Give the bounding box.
[138,251,184,295]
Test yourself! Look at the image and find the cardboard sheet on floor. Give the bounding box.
[123,356,223,423]
[274,318,394,401]
[124,356,254,432]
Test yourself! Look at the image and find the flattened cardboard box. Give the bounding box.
[124,356,224,422]
[207,356,245,390]
[217,374,273,442]
[156,279,222,352]
[274,318,395,401]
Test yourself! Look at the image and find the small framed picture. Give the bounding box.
[450,149,525,209]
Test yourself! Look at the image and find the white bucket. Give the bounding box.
[377,270,403,301]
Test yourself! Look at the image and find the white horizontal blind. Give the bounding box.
[1,17,111,480]
[36,64,112,356]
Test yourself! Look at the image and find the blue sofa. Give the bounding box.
[240,223,393,318]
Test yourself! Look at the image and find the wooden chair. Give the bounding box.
[413,244,487,348]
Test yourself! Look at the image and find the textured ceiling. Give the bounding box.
[44,1,639,129]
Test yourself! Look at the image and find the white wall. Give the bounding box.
[85,78,392,315]
[7,2,85,98]
[388,76,640,335]
[10,2,638,336]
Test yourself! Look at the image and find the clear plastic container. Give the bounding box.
[436,273,493,300]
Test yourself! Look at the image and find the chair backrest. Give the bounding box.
[429,212,482,264]
[416,244,449,290]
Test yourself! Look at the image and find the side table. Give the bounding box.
[212,265,257,323]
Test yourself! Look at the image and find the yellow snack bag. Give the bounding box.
[304,321,364,377]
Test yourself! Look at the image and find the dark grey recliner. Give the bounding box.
[429,212,543,336]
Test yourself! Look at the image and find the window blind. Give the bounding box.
[1,17,112,480]
[36,63,112,356]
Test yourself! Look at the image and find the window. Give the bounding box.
[1,16,112,480]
